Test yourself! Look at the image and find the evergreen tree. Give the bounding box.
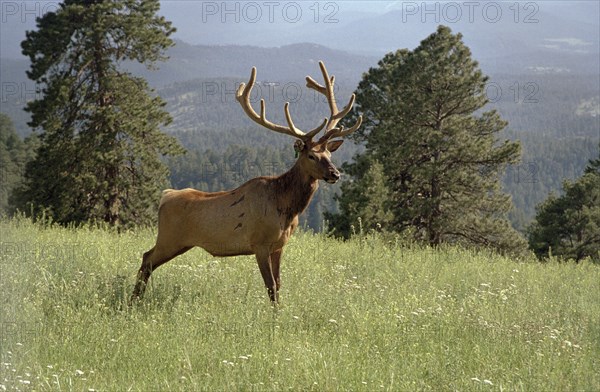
[528,153,600,262]
[15,0,183,227]
[325,156,393,237]
[0,114,37,213]
[331,26,526,254]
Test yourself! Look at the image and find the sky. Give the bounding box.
[0,1,598,59]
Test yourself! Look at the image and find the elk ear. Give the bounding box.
[326,139,344,152]
[294,140,306,155]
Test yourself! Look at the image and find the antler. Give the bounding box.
[236,67,328,142]
[305,61,363,144]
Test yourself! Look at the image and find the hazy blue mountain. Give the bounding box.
[294,2,599,74]
[0,43,375,136]
[151,1,600,75]
[2,39,598,139]
[2,1,597,75]
[125,41,377,88]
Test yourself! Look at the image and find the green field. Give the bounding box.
[1,217,598,391]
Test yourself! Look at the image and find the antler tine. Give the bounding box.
[237,66,327,142]
[283,102,328,141]
[333,93,355,121]
[306,61,362,140]
[319,62,340,123]
[317,115,363,145]
[306,62,338,120]
[305,75,326,95]
[236,67,296,136]
[304,119,328,140]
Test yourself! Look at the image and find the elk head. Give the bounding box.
[236,61,363,184]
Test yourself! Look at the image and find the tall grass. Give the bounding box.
[1,217,598,391]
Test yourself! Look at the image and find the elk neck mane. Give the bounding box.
[271,161,318,222]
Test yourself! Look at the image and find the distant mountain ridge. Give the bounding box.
[126,41,377,88]
[2,2,597,60]
[2,2,597,78]
[2,37,599,138]
[1,42,376,137]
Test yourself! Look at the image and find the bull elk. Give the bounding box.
[131,61,362,303]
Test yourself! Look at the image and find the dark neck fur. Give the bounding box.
[273,162,318,220]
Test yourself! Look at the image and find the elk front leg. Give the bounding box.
[255,249,277,303]
[270,248,283,293]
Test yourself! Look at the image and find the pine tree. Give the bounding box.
[331,26,526,254]
[325,157,393,237]
[0,114,37,213]
[14,0,183,227]
[528,152,600,262]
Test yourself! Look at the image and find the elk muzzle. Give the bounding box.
[325,168,341,184]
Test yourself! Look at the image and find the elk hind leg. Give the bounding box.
[131,244,192,302]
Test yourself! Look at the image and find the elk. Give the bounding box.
[131,61,362,303]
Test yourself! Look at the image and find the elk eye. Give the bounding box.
[308,154,316,161]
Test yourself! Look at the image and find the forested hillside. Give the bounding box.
[157,71,599,231]
[1,44,598,231]
[490,73,599,229]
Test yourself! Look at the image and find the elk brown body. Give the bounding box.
[131,61,362,303]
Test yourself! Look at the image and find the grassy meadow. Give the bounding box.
[0,217,598,391]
